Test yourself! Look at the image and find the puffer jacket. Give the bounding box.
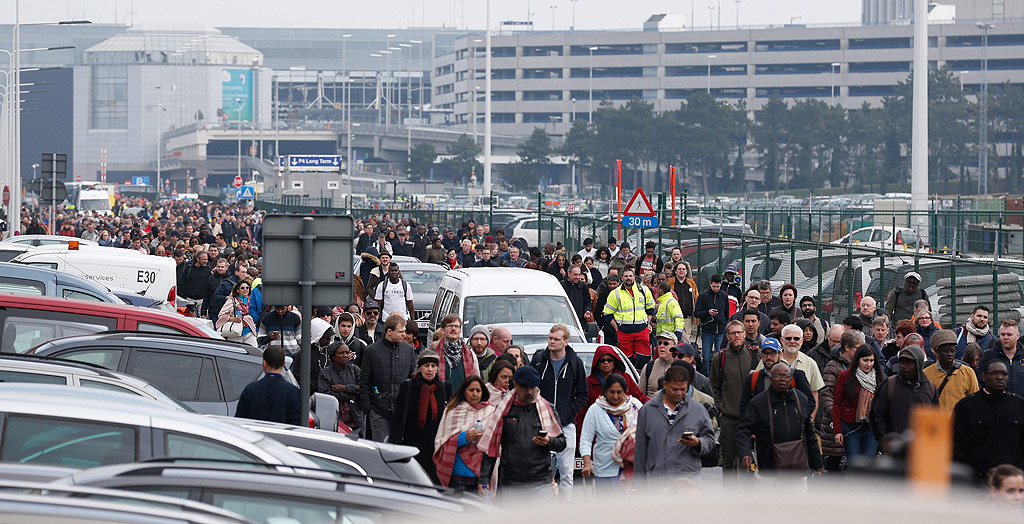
[819,348,850,457]
[356,338,418,417]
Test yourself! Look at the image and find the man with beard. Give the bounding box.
[800,296,829,345]
[954,305,994,359]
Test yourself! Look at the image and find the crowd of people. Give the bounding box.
[16,201,1024,508]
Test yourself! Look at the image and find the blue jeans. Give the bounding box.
[841,421,877,459]
[700,332,724,375]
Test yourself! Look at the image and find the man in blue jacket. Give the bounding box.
[234,346,301,426]
[530,323,588,500]
[694,274,729,375]
[954,305,994,359]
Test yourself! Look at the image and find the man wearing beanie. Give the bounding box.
[923,329,979,413]
[869,344,938,443]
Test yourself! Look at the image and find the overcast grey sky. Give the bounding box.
[5,0,860,30]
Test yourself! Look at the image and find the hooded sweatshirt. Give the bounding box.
[530,345,589,427]
[575,345,648,431]
[868,344,938,441]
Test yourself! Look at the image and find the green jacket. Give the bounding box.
[654,292,686,336]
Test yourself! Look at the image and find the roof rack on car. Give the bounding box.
[0,351,115,372]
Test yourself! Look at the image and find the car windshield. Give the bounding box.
[462,296,577,329]
[403,269,445,295]
[79,199,111,211]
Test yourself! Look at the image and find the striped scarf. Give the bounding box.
[433,401,494,488]
[477,388,562,459]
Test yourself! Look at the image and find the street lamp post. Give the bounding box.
[550,4,557,31]
[235,97,244,184]
[484,0,493,197]
[410,40,424,121]
[708,5,715,28]
[588,46,598,123]
[706,54,717,94]
[341,34,351,131]
[830,62,841,103]
[155,85,163,194]
[734,0,741,28]
[978,22,995,195]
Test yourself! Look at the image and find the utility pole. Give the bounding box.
[911,0,929,236]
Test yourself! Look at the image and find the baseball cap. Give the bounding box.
[672,343,696,357]
[656,332,678,345]
[363,299,380,310]
[905,271,922,282]
[725,264,739,274]
[761,337,782,353]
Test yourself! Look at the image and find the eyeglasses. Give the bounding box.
[365,311,379,316]
[657,341,674,346]
[918,316,932,321]
[238,286,250,290]
[783,336,802,341]
[444,324,460,329]
[726,331,744,336]
[597,358,615,364]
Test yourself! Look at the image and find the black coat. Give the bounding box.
[737,387,823,472]
[183,263,212,300]
[561,279,591,328]
[356,338,418,417]
[694,287,729,335]
[738,367,816,421]
[202,271,232,318]
[479,401,568,486]
[531,346,588,427]
[953,390,1024,481]
[390,375,451,482]
[234,374,301,426]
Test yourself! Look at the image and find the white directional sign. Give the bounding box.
[286,155,342,172]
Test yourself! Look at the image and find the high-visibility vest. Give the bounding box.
[655,292,686,334]
[603,283,656,328]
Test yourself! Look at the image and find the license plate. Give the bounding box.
[574,458,584,471]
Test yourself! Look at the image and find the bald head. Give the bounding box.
[490,326,512,353]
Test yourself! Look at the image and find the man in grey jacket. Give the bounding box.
[634,363,716,484]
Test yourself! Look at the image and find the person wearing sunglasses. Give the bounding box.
[639,332,678,399]
[356,300,383,345]
[757,323,825,425]
[577,342,649,442]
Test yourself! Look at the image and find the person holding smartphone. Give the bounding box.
[633,362,715,485]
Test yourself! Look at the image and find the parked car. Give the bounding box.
[0,261,123,303]
[831,226,926,251]
[0,353,191,411]
[55,462,487,523]
[28,332,292,416]
[0,294,220,354]
[0,481,252,524]
[507,216,564,247]
[0,243,30,263]
[213,417,433,486]
[1,235,98,247]
[0,384,321,470]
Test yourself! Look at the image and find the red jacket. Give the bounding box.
[832,368,861,434]
[574,345,649,432]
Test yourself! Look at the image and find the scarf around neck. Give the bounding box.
[418,379,440,428]
[443,339,464,368]
[855,367,877,393]
[965,321,990,340]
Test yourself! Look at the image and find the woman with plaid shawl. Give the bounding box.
[433,375,495,491]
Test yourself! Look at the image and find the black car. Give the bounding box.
[55,462,487,524]
[28,332,298,416]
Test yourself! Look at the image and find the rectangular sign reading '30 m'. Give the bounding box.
[261,215,354,306]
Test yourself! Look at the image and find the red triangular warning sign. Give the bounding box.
[623,188,655,216]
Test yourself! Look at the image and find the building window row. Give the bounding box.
[90,65,128,130]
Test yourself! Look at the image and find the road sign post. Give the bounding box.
[261,215,354,423]
[622,187,658,228]
[41,153,67,233]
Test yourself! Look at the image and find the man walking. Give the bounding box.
[953,360,1024,482]
[694,274,729,373]
[530,324,587,500]
[885,271,927,325]
[869,344,938,443]
[954,305,994,359]
[563,266,593,330]
[979,320,1024,397]
[234,346,301,426]
[603,267,657,369]
[358,313,418,442]
[635,364,716,484]
[710,320,759,477]
[373,263,415,321]
[923,329,979,413]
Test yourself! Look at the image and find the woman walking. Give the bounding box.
[579,374,643,492]
[433,376,495,491]
[833,345,884,461]
[216,279,257,346]
[391,350,452,483]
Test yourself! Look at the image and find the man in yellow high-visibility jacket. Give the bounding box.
[654,282,686,344]
[603,266,657,369]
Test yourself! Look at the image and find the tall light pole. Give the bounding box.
[235,97,244,184]
[978,22,994,195]
[341,34,351,132]
[706,54,716,93]
[550,4,557,31]
[911,0,929,235]
[10,14,90,234]
[385,34,396,127]
[483,0,493,197]
[734,0,741,28]
[410,40,424,121]
[370,53,382,125]
[400,42,412,126]
[708,5,715,28]
[570,0,578,30]
[155,85,163,194]
[470,39,481,143]
[588,46,598,123]
[830,62,841,103]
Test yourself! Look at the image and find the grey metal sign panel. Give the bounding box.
[261,214,354,306]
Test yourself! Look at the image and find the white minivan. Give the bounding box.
[12,245,177,304]
[429,267,589,337]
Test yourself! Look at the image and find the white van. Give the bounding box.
[429,268,588,336]
[12,245,177,304]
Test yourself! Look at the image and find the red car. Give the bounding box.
[0,293,221,353]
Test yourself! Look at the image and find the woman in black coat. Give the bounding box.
[390,350,451,483]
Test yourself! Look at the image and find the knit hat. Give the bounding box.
[930,329,956,351]
[418,349,440,367]
[468,325,491,342]
[514,366,541,388]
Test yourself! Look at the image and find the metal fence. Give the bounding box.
[255,193,1024,327]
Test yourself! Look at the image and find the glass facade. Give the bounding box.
[90,65,128,129]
